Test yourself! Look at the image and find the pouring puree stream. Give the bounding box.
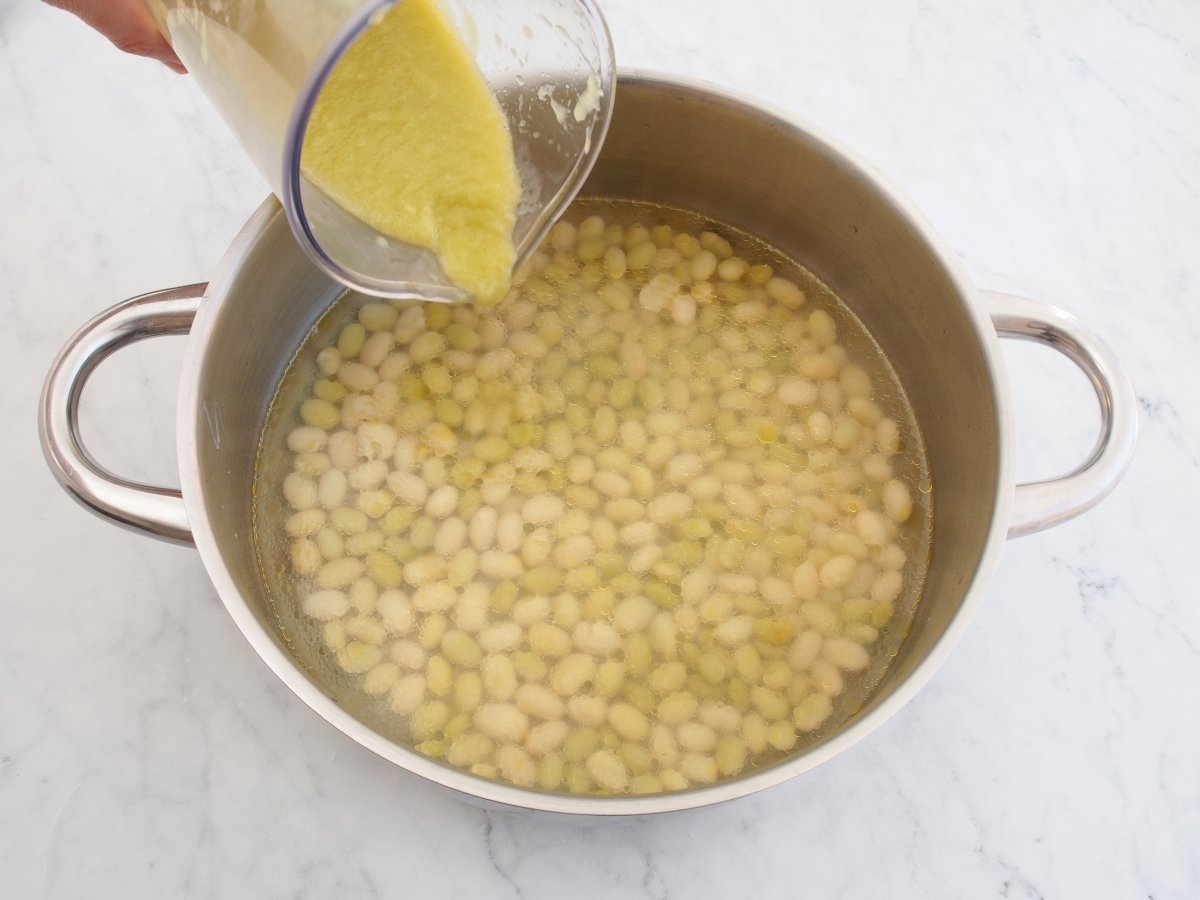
[302,0,520,304]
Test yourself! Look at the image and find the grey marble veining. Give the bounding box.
[2,0,1198,897]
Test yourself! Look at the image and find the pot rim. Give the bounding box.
[177,69,1014,816]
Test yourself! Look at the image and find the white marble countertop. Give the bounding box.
[2,1,1198,896]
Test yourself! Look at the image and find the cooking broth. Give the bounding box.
[253,198,932,795]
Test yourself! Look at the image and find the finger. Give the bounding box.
[44,0,186,72]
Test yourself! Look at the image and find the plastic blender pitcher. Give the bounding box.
[143,0,615,300]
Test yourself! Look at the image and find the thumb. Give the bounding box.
[44,0,186,73]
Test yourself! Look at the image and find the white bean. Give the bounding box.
[512,595,550,628]
[290,539,321,574]
[389,674,426,715]
[521,528,553,567]
[665,453,704,485]
[877,543,907,570]
[646,492,692,524]
[620,420,647,454]
[388,470,428,506]
[593,471,632,498]
[700,703,742,735]
[719,573,755,594]
[324,432,357,473]
[390,640,426,670]
[425,485,459,519]
[447,732,494,767]
[760,577,794,608]
[288,426,327,454]
[649,724,679,767]
[649,614,679,660]
[877,418,900,454]
[566,694,607,726]
[525,719,569,756]
[688,475,722,501]
[794,693,834,732]
[810,659,845,697]
[347,579,379,616]
[404,555,445,587]
[554,534,595,568]
[434,517,468,556]
[318,557,364,589]
[377,590,414,634]
[481,655,518,700]
[349,459,388,491]
[283,473,318,510]
[713,616,754,647]
[855,509,892,547]
[475,703,529,742]
[362,662,399,696]
[788,629,823,671]
[316,468,347,510]
[680,753,718,785]
[823,636,871,672]
[883,479,913,523]
[359,332,394,370]
[566,455,595,484]
[723,483,761,518]
[613,595,657,634]
[586,749,629,792]
[522,493,565,525]
[646,411,684,436]
[552,653,596,696]
[819,554,856,589]
[619,521,658,547]
[573,621,622,656]
[629,544,663,575]
[469,506,498,551]
[452,583,488,633]
[478,622,523,653]
[285,509,326,538]
[515,683,565,720]
[496,511,524,552]
[872,569,903,604]
[792,561,820,601]
[681,568,715,603]
[677,722,717,753]
[480,551,522,579]
[607,703,650,742]
[303,589,349,621]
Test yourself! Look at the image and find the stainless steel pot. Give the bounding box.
[40,72,1136,816]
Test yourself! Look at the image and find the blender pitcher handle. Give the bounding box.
[985,291,1138,538]
[39,285,206,545]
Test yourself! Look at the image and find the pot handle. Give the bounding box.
[39,285,206,545]
[985,291,1137,538]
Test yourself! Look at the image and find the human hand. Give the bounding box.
[44,0,186,73]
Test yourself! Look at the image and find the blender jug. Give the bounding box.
[143,0,615,301]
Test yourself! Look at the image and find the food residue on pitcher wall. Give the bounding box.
[301,0,520,305]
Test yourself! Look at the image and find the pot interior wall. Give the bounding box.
[189,75,1002,755]
[190,214,341,652]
